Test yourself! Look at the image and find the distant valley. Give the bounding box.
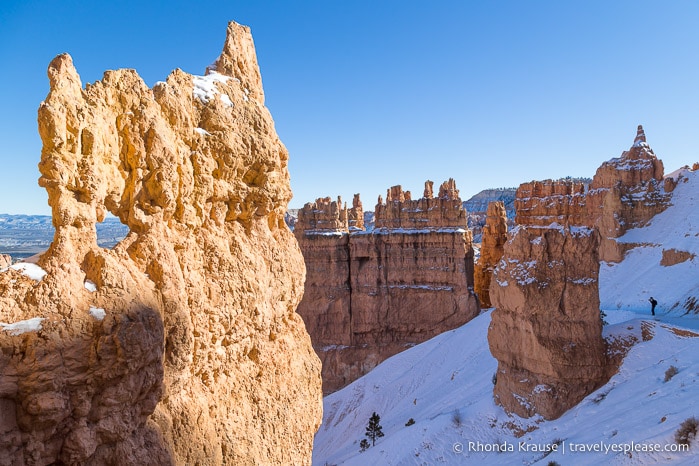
[0,214,129,260]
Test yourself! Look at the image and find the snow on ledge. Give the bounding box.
[1,317,45,335]
[89,307,106,321]
[84,280,97,292]
[304,230,347,237]
[192,72,234,107]
[368,227,468,235]
[9,263,47,282]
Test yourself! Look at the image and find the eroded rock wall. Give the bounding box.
[0,21,321,466]
[474,201,508,308]
[487,126,671,420]
[295,181,480,394]
[488,225,611,419]
[513,126,670,262]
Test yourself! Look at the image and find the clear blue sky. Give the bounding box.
[1,1,698,214]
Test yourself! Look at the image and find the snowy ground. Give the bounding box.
[600,169,699,316]
[314,310,699,465]
[315,168,699,465]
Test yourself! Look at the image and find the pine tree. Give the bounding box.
[365,412,384,446]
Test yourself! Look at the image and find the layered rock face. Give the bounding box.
[588,126,668,261]
[514,179,588,227]
[488,225,611,419]
[374,179,467,229]
[296,180,480,393]
[474,201,508,308]
[0,21,321,466]
[514,126,669,261]
[487,126,671,420]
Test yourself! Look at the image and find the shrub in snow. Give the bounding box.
[675,417,699,446]
[664,365,679,382]
[405,418,415,427]
[359,439,370,452]
[452,409,462,427]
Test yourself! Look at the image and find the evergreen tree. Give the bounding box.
[365,412,384,446]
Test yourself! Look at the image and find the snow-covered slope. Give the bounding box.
[601,169,699,316]
[315,167,699,465]
[315,311,699,465]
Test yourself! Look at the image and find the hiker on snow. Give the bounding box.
[649,296,658,316]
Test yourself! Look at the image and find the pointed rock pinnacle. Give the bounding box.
[634,125,646,145]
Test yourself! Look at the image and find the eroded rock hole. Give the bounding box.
[96,214,130,250]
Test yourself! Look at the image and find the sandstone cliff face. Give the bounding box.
[0,21,321,466]
[487,126,671,421]
[488,225,611,420]
[0,254,10,269]
[374,180,467,229]
[588,126,669,262]
[514,126,670,262]
[295,181,480,394]
[514,179,588,227]
[474,201,508,308]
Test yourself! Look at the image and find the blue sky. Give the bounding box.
[1,1,698,214]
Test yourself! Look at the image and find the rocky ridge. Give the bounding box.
[0,21,321,465]
[295,180,480,393]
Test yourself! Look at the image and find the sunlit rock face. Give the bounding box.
[474,201,508,308]
[488,225,611,420]
[514,125,670,262]
[296,180,480,394]
[488,126,670,420]
[0,21,321,466]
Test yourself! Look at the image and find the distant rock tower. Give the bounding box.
[474,201,508,308]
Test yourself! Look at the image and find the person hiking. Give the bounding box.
[649,297,658,316]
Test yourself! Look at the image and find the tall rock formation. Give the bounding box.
[474,201,508,308]
[514,125,669,261]
[296,180,480,394]
[0,21,321,465]
[587,125,668,261]
[488,225,611,419]
[488,126,671,420]
[347,194,364,231]
[0,254,11,268]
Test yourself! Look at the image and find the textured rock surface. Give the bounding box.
[463,188,516,241]
[0,21,321,465]
[0,254,10,268]
[347,194,364,231]
[660,248,696,267]
[296,180,480,393]
[514,126,670,262]
[514,179,588,227]
[374,179,467,229]
[474,201,508,308]
[487,126,670,420]
[296,196,349,232]
[488,225,611,420]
